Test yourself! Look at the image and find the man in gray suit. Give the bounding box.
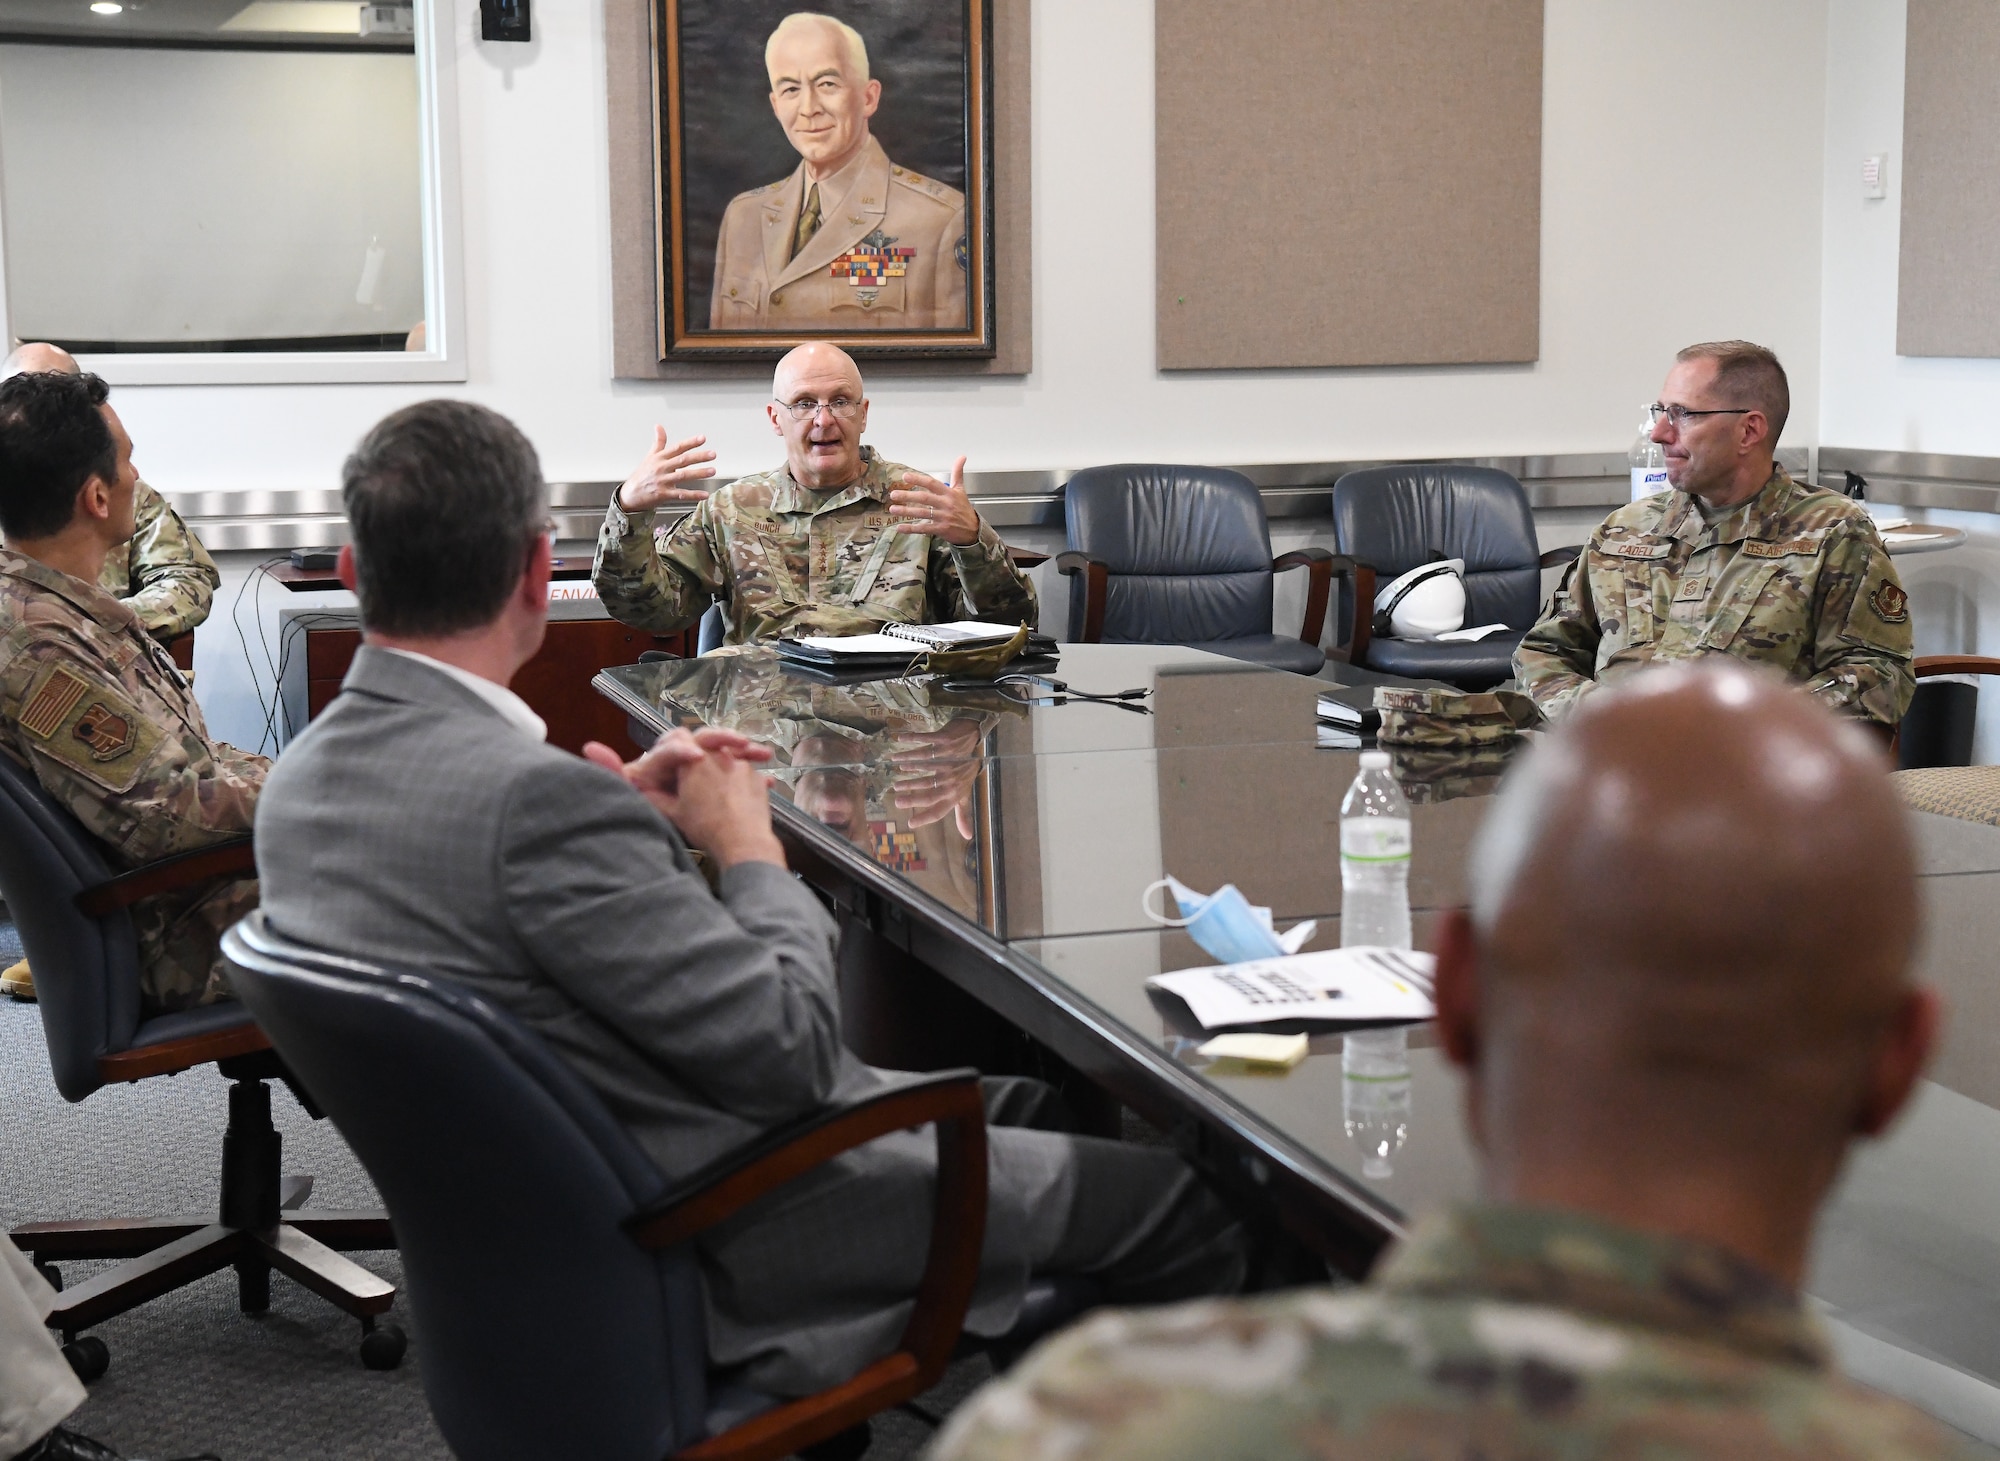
[253,400,1246,1399]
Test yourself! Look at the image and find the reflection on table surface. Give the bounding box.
[594,641,1417,767]
[597,644,1505,939]
[595,643,2000,1440]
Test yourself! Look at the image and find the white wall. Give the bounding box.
[0,46,423,344]
[82,0,1829,500]
[1821,0,2000,454]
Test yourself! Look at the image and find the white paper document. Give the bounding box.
[1433,623,1511,643]
[1148,947,1437,1030]
[791,633,922,656]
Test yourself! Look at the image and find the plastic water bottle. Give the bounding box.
[1340,750,1411,950]
[1630,408,1669,502]
[1343,1028,1411,1180]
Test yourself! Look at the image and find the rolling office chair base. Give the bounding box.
[10,1056,402,1371]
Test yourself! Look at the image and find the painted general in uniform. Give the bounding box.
[709,12,968,333]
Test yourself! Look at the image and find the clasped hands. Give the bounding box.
[583,728,784,870]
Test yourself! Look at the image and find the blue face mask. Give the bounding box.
[1144,875,1313,966]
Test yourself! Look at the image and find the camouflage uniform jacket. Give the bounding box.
[95,481,221,640]
[0,550,265,1013]
[931,1204,1982,1461]
[1513,468,1915,728]
[592,447,1038,644]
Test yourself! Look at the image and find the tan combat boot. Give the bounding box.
[1,958,33,1001]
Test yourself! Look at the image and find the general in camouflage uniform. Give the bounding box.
[94,479,220,641]
[0,549,263,1013]
[931,1204,1982,1461]
[593,445,1038,644]
[1514,467,1914,729]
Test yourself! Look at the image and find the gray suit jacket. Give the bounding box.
[254,648,1072,1394]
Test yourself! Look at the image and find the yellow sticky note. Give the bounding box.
[1198,1033,1310,1070]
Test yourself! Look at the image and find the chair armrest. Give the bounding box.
[1321,555,1378,665]
[641,1072,989,1461]
[1538,545,1582,569]
[1055,551,1109,643]
[1006,547,1050,569]
[163,632,194,672]
[74,836,257,918]
[1272,548,1334,647]
[1916,655,2000,679]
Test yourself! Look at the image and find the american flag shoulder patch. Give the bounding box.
[20,666,90,740]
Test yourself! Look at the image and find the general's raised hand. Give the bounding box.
[616,425,719,513]
[888,454,980,547]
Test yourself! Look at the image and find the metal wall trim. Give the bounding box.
[171,447,1817,549]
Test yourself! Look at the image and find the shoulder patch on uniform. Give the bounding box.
[1869,580,1910,624]
[17,672,162,794]
[20,665,90,740]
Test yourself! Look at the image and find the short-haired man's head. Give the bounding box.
[0,370,114,540]
[1675,339,1790,445]
[765,11,869,84]
[341,400,546,638]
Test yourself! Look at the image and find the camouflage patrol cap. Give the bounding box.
[1374,686,1542,748]
[1386,743,1523,803]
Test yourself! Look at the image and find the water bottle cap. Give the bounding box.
[1359,750,1391,770]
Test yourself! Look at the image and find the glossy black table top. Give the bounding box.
[597,645,2000,1419]
[596,646,1487,941]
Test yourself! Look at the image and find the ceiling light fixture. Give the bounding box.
[89,2,123,12]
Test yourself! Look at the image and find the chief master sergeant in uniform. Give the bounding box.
[0,371,263,1016]
[1514,340,1914,731]
[709,12,968,332]
[593,341,1037,644]
[3,344,220,643]
[933,663,1977,1461]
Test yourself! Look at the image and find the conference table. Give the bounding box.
[596,642,2000,1443]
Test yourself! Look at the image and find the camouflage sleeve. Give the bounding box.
[1512,552,1603,721]
[1802,525,1915,729]
[114,482,220,640]
[591,495,721,634]
[4,640,266,868]
[930,516,1039,628]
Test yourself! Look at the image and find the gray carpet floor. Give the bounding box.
[0,936,989,1461]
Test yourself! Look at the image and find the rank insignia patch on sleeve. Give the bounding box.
[74,702,134,760]
[1869,580,1910,624]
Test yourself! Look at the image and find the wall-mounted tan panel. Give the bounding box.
[1898,0,2000,358]
[1156,0,1542,371]
[604,0,1032,379]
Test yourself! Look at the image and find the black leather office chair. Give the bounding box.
[0,755,400,1376]
[1059,465,1331,676]
[1328,465,1579,692]
[1897,656,2000,769]
[222,912,1091,1461]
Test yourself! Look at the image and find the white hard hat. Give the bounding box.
[1372,559,1467,641]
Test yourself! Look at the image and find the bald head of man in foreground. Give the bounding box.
[933,665,1970,1461]
[1439,661,1932,1285]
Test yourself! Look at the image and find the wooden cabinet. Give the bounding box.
[304,621,695,756]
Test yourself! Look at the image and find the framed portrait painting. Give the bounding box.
[651,0,994,359]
